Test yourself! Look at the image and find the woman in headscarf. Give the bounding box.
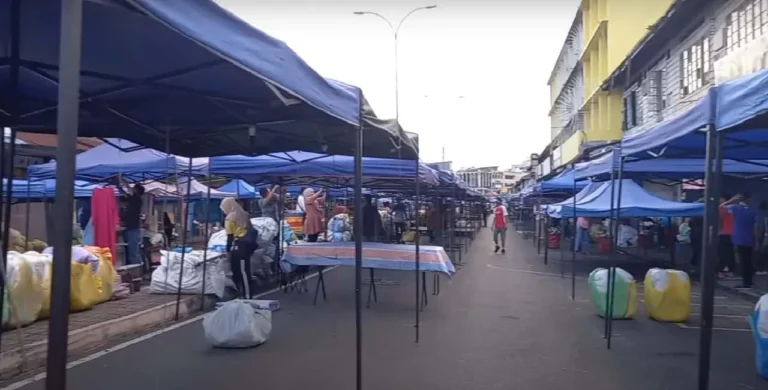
[327,205,352,242]
[302,187,325,242]
[220,198,257,299]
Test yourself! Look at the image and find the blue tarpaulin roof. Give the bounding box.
[544,181,602,217]
[621,67,768,160]
[537,168,589,191]
[3,179,115,199]
[209,151,439,188]
[574,153,768,181]
[558,179,703,218]
[27,139,209,181]
[217,180,258,198]
[0,0,417,158]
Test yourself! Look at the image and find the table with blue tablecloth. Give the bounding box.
[282,242,455,306]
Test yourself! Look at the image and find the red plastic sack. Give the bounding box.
[548,232,561,249]
[598,236,611,253]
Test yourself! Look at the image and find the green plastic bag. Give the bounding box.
[588,267,637,319]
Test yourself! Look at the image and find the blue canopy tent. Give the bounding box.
[537,168,589,191]
[209,151,439,188]
[544,181,602,217]
[217,179,258,199]
[574,153,768,181]
[27,139,209,182]
[2,179,116,199]
[558,179,703,218]
[1,0,416,159]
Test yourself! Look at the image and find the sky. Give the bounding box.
[216,0,578,170]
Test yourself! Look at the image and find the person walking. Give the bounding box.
[221,197,258,298]
[492,199,508,254]
[721,193,757,289]
[575,216,591,253]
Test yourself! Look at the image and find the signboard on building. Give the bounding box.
[714,33,768,84]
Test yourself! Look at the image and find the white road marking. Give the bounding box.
[675,322,751,332]
[486,264,588,280]
[0,268,332,390]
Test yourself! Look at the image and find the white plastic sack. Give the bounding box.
[150,250,226,298]
[208,230,228,252]
[203,300,272,348]
[251,217,278,246]
[750,294,768,378]
[3,252,45,327]
[42,246,99,272]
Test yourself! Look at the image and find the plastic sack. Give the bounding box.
[588,267,637,319]
[749,294,768,378]
[2,252,45,328]
[84,247,117,304]
[251,217,277,247]
[70,261,99,311]
[207,230,228,253]
[23,251,53,317]
[150,250,226,298]
[643,268,691,322]
[203,300,272,348]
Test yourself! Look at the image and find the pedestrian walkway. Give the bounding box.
[2,229,763,390]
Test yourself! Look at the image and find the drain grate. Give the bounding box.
[363,278,400,286]
[500,315,520,320]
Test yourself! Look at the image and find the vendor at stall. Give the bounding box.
[362,194,384,242]
[259,185,281,223]
[303,187,325,242]
[116,181,145,266]
[221,197,258,299]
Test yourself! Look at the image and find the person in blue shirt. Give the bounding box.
[721,193,758,289]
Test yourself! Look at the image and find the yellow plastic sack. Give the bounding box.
[70,261,99,312]
[643,268,691,322]
[3,252,44,328]
[85,247,116,304]
[22,251,53,318]
[401,231,417,243]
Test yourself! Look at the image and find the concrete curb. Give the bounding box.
[0,294,208,380]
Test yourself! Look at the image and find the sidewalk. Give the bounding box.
[0,290,209,380]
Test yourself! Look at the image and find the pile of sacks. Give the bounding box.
[149,250,227,298]
[205,217,280,286]
[7,228,47,253]
[2,246,117,329]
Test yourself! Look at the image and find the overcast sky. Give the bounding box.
[216,0,577,170]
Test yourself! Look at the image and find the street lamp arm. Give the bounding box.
[353,11,395,34]
[394,5,437,37]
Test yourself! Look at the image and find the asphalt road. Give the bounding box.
[6,228,767,390]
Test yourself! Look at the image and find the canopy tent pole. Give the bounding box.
[25,179,31,250]
[174,160,194,320]
[571,163,577,300]
[604,152,618,340]
[2,129,17,256]
[46,0,83,388]
[353,92,364,390]
[606,158,624,350]
[414,146,422,342]
[698,119,722,390]
[200,178,212,310]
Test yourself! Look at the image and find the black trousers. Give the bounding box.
[735,245,754,286]
[718,235,735,272]
[230,239,256,299]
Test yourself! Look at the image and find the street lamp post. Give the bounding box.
[354,5,437,122]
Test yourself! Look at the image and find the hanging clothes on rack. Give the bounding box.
[92,187,120,264]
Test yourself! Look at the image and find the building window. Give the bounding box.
[623,90,639,130]
[725,0,768,53]
[680,37,712,96]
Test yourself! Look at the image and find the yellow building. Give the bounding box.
[549,0,673,165]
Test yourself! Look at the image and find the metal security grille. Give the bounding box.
[725,0,768,53]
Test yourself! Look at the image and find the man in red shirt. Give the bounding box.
[492,200,508,254]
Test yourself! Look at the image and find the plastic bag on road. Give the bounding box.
[203,300,272,348]
[588,267,637,319]
[643,268,691,322]
[749,294,768,378]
